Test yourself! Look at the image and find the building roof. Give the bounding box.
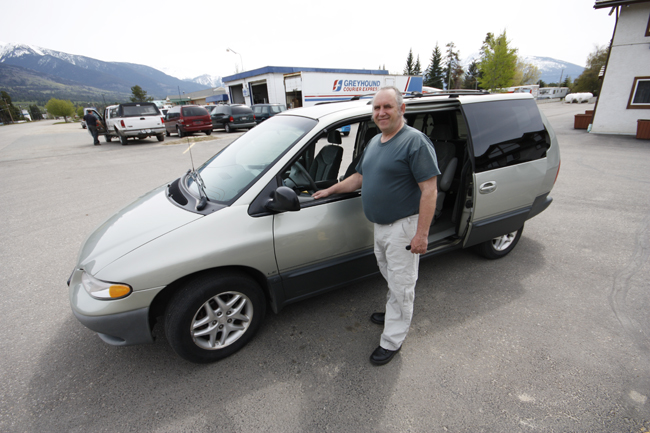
[223,66,389,83]
[594,0,650,8]
[165,87,226,102]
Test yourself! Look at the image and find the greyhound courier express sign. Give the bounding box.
[300,72,421,106]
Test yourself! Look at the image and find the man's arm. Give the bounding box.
[410,176,438,254]
[312,172,362,199]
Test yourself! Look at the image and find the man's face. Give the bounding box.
[372,89,405,135]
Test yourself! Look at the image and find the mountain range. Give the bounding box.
[0,43,219,103]
[0,42,584,104]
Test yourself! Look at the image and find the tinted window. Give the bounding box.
[232,106,253,115]
[121,104,160,117]
[270,105,285,113]
[182,107,209,117]
[463,99,549,172]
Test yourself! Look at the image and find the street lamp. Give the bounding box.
[226,48,244,72]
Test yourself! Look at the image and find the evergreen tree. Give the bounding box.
[477,31,518,91]
[424,44,445,89]
[0,91,23,123]
[414,55,422,75]
[403,48,415,75]
[462,61,480,89]
[444,42,463,89]
[130,85,153,102]
[29,104,42,120]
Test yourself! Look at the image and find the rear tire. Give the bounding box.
[119,135,128,145]
[224,123,231,133]
[205,130,212,136]
[164,272,265,363]
[166,129,170,137]
[157,134,165,142]
[177,127,185,138]
[475,226,523,259]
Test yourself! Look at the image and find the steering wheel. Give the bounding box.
[289,161,318,193]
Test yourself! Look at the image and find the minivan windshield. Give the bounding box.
[187,115,317,203]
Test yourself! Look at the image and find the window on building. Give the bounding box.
[627,77,650,109]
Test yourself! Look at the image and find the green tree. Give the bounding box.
[477,31,518,91]
[424,44,445,89]
[130,85,153,102]
[0,91,23,123]
[538,79,547,88]
[513,57,541,86]
[462,60,481,89]
[573,45,609,95]
[562,76,573,89]
[76,107,84,118]
[413,55,422,75]
[444,42,464,89]
[403,49,415,75]
[45,98,75,122]
[29,104,43,120]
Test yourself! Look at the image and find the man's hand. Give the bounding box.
[409,233,428,255]
[312,188,331,199]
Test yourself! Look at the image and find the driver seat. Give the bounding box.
[310,130,343,188]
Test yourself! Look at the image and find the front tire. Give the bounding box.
[104,135,112,142]
[475,226,523,259]
[164,272,265,363]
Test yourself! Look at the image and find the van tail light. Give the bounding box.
[229,116,234,122]
[253,115,256,120]
[120,120,125,128]
[554,160,561,185]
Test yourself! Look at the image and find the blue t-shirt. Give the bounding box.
[356,125,440,224]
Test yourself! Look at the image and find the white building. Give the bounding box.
[591,0,650,135]
[222,66,423,108]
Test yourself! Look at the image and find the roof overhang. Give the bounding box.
[594,0,650,9]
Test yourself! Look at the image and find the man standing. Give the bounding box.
[83,110,101,146]
[313,86,440,365]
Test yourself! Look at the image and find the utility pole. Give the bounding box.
[2,97,14,123]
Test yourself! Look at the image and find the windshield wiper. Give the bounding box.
[187,169,208,211]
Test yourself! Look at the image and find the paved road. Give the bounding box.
[0,104,648,432]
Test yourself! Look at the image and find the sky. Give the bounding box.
[1,0,616,80]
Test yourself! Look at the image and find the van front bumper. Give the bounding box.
[73,307,153,346]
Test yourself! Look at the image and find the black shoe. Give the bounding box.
[370,345,400,366]
[370,312,385,325]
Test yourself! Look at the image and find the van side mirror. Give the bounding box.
[265,187,300,213]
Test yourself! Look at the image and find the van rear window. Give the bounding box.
[182,107,209,117]
[232,106,253,115]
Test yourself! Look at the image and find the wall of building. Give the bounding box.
[592,3,650,135]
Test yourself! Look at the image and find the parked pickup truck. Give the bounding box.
[92,102,166,145]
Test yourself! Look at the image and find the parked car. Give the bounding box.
[210,104,256,132]
[165,105,212,137]
[68,92,560,363]
[252,103,286,124]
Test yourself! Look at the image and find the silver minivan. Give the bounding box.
[68,92,560,363]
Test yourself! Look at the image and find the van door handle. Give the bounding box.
[479,181,497,194]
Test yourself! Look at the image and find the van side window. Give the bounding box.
[463,99,550,173]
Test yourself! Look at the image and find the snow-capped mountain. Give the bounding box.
[190,74,224,88]
[0,42,211,99]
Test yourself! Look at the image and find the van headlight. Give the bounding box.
[81,271,132,300]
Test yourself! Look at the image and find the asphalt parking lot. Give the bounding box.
[0,103,649,432]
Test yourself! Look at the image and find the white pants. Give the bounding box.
[373,215,420,351]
